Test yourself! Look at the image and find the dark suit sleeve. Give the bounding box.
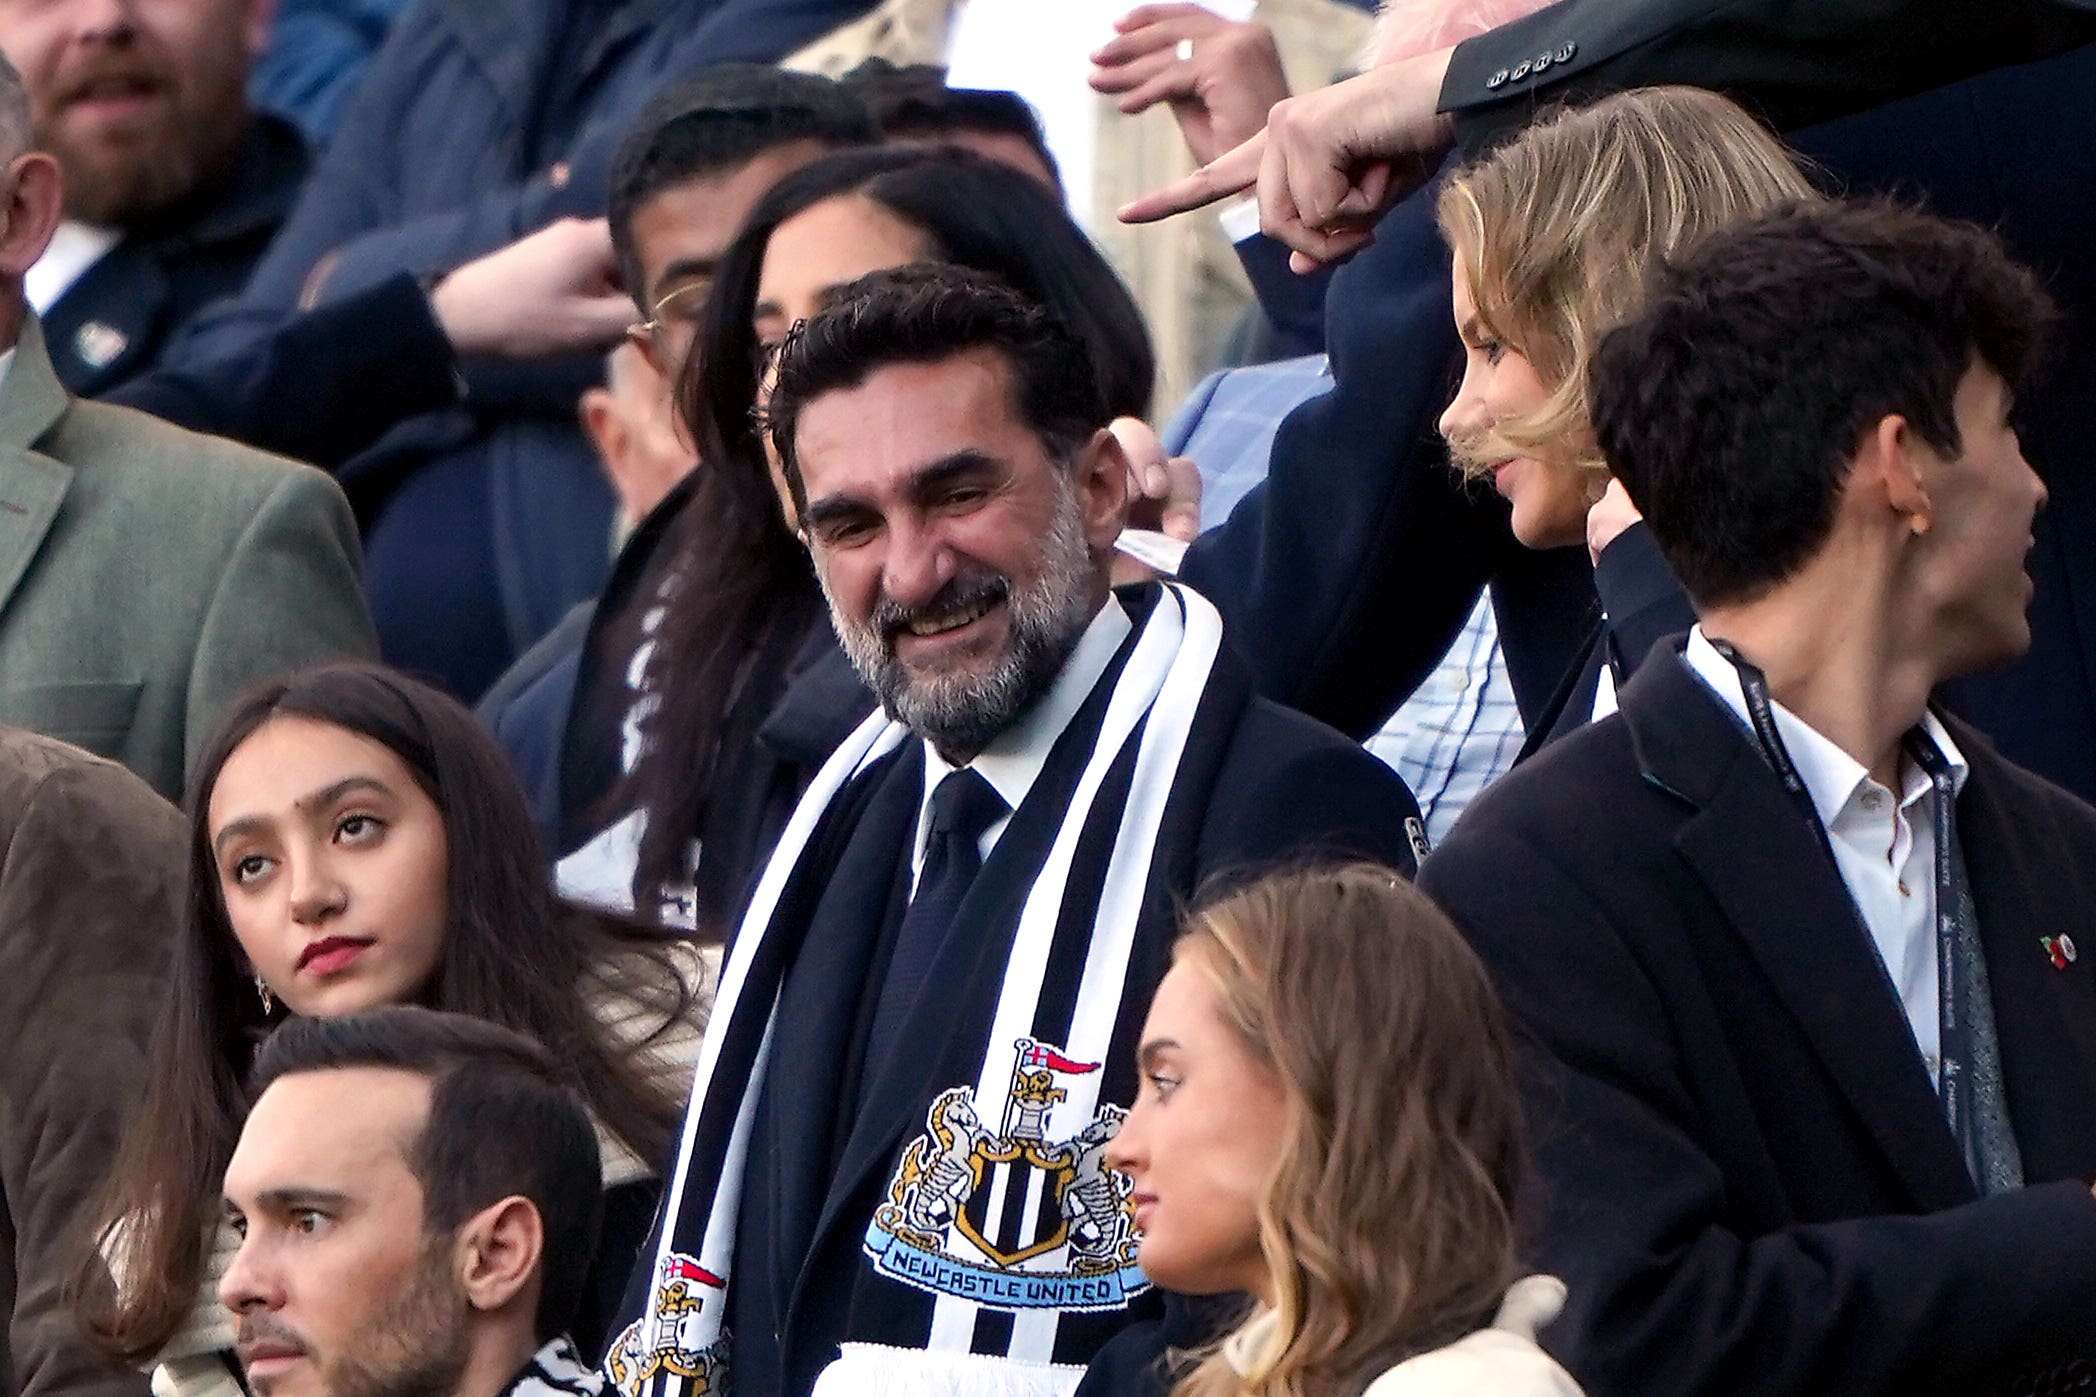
[0,758,185,1397]
[1202,703,1425,878]
[1230,233,1331,360]
[1591,522,1693,683]
[110,274,458,469]
[1440,0,2096,148]
[1421,821,2096,1396]
[263,0,877,306]
[1178,177,1514,739]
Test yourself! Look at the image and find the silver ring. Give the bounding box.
[1175,38,1195,61]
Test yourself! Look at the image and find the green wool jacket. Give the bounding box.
[0,315,376,800]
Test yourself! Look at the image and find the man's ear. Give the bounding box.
[454,1196,544,1317]
[1864,413,1937,534]
[0,153,63,279]
[1074,426,1133,554]
[580,386,624,464]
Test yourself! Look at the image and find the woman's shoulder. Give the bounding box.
[1363,1278,1584,1397]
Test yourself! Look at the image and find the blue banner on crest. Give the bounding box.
[864,1223,1149,1314]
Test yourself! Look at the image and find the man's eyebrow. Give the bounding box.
[211,776,393,859]
[802,451,1003,534]
[227,1187,353,1215]
[902,451,1002,503]
[801,494,878,534]
[650,257,719,295]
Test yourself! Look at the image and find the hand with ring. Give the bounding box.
[1090,3,1291,169]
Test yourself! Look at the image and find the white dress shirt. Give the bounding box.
[1683,627,1970,1086]
[1591,654,1619,721]
[912,594,1133,888]
[26,220,121,315]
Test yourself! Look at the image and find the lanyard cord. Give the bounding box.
[1706,640,1978,1176]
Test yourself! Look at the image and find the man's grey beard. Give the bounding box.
[827,482,1097,761]
[312,1242,473,1397]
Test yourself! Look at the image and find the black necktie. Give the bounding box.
[865,767,1008,1075]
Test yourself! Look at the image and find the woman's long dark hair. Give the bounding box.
[625,145,1155,909]
[74,663,694,1364]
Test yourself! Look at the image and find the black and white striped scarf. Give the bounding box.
[605,584,1242,1397]
[514,1337,610,1397]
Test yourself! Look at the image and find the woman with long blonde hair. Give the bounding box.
[1100,864,1577,1396]
[1433,85,1818,749]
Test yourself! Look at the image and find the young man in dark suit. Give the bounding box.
[1421,201,2096,1395]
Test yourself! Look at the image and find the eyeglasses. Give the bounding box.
[631,278,712,352]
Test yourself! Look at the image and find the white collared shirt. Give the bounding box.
[911,594,1134,889]
[1683,627,1970,1087]
[26,221,121,315]
[1592,655,1619,721]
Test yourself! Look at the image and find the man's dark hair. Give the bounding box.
[1590,198,2059,607]
[839,59,1061,191]
[764,263,1108,513]
[608,64,878,302]
[247,1008,604,1344]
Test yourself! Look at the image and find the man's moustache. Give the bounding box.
[873,575,1010,646]
[54,55,172,108]
[235,1312,308,1358]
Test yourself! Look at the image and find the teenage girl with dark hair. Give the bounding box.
[75,663,708,1397]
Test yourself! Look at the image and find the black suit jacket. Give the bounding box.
[729,617,1422,1397]
[1440,0,2096,146]
[1420,648,2096,1397]
[43,115,307,397]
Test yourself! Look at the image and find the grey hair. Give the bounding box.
[0,50,27,160]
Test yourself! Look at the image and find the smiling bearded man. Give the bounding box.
[604,264,1427,1397]
[824,453,1095,761]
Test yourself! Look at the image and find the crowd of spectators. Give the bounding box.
[0,2,2090,1397]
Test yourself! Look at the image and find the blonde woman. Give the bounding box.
[1100,863,1575,1396]
[1433,86,1817,749]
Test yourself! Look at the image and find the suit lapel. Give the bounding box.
[40,248,164,395]
[0,319,74,621]
[1627,656,1977,1210]
[1514,616,1604,764]
[759,748,922,1286]
[1952,731,2096,1183]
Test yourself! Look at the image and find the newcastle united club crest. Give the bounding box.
[605,1254,729,1394]
[864,1037,1147,1312]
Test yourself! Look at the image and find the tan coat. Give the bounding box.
[0,315,376,801]
[0,729,186,1397]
